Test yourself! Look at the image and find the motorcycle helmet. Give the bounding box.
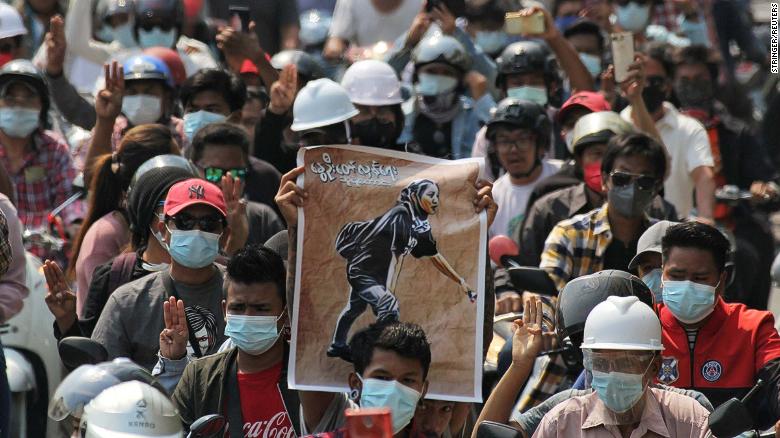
[123,54,174,89]
[569,110,635,155]
[412,33,472,73]
[495,41,562,106]
[486,98,551,149]
[0,59,50,124]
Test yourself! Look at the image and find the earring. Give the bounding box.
[349,388,359,401]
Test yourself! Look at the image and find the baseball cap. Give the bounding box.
[628,220,679,270]
[164,178,227,218]
[557,91,611,125]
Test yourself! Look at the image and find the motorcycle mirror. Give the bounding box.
[506,267,558,296]
[489,235,519,267]
[188,414,226,438]
[475,421,522,438]
[708,398,754,437]
[58,337,108,370]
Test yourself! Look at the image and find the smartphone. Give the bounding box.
[345,408,393,438]
[505,10,546,35]
[610,32,635,83]
[228,4,250,32]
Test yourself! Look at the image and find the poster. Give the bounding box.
[289,145,486,402]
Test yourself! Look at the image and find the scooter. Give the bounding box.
[708,379,776,438]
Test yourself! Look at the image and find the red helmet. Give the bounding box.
[143,47,186,86]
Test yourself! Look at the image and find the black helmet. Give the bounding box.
[270,50,325,84]
[96,0,135,24]
[555,270,654,368]
[0,59,50,124]
[134,0,182,27]
[495,41,562,106]
[486,98,551,149]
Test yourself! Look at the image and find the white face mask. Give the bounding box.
[415,73,458,96]
[122,94,162,125]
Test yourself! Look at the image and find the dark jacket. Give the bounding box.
[254,110,296,174]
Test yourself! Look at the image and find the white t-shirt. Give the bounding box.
[329,0,423,46]
[489,160,560,238]
[621,102,714,218]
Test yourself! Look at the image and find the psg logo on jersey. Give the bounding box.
[658,357,679,384]
[701,360,722,382]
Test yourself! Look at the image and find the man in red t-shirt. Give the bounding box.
[657,221,780,427]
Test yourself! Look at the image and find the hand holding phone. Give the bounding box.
[228,4,250,32]
[610,32,635,83]
[505,10,546,35]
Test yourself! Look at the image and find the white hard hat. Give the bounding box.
[0,3,27,40]
[341,60,403,106]
[581,296,663,351]
[569,111,635,155]
[291,78,359,132]
[81,381,183,438]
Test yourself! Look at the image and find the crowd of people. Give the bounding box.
[0,0,777,436]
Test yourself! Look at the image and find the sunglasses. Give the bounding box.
[609,171,658,191]
[203,167,248,184]
[167,213,225,233]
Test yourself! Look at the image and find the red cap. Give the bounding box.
[240,59,259,75]
[164,179,227,217]
[557,91,611,124]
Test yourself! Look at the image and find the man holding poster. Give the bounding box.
[283,144,495,403]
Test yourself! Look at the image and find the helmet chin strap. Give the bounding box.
[509,157,541,179]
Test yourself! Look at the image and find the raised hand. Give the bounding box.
[95,61,125,122]
[474,179,497,227]
[222,174,248,255]
[217,21,263,71]
[268,64,298,115]
[429,2,456,35]
[275,166,308,227]
[496,291,523,315]
[465,71,488,101]
[404,5,432,49]
[599,64,618,107]
[519,6,559,41]
[160,297,188,360]
[620,53,648,102]
[511,295,544,366]
[42,259,77,332]
[45,15,66,77]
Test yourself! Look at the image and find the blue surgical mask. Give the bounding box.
[225,312,284,355]
[99,22,137,48]
[507,86,548,106]
[138,27,177,49]
[183,110,227,140]
[358,376,422,434]
[579,53,603,79]
[416,73,458,97]
[166,228,221,269]
[662,279,718,324]
[474,30,509,56]
[616,2,651,33]
[0,107,39,138]
[642,268,663,303]
[590,369,646,413]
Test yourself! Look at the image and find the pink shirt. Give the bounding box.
[74,211,129,317]
[0,194,28,323]
[532,388,710,438]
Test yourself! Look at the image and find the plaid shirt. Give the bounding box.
[540,204,655,292]
[0,130,78,230]
[0,209,11,278]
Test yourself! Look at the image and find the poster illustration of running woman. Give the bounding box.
[289,145,486,402]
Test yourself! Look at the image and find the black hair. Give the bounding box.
[189,122,250,164]
[646,42,674,79]
[661,221,730,273]
[563,20,604,53]
[350,321,432,379]
[179,69,247,113]
[673,45,719,83]
[600,133,667,180]
[225,245,286,304]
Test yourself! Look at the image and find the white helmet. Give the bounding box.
[80,381,183,438]
[291,78,359,132]
[0,3,27,40]
[569,111,635,155]
[581,296,663,351]
[341,60,404,106]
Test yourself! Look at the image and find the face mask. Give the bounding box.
[122,94,163,125]
[415,73,458,97]
[616,2,651,33]
[137,27,177,48]
[583,161,604,194]
[166,228,221,269]
[662,279,718,324]
[352,118,397,149]
[358,376,422,434]
[475,30,509,56]
[141,261,170,272]
[555,15,578,32]
[642,84,666,113]
[590,369,647,413]
[674,79,713,110]
[99,22,137,47]
[507,86,548,106]
[608,183,655,217]
[224,313,284,355]
[579,53,603,79]
[0,107,39,138]
[183,110,226,140]
[642,268,663,303]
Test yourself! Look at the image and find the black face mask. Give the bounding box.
[642,81,667,113]
[675,79,713,110]
[352,118,398,149]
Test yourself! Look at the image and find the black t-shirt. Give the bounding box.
[412,114,453,159]
[603,237,639,272]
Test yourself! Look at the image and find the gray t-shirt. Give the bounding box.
[91,267,226,370]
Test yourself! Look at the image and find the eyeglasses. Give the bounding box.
[494,133,537,152]
[167,213,225,233]
[609,170,658,191]
[203,167,248,184]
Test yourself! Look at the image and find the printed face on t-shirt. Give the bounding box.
[412,399,455,438]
